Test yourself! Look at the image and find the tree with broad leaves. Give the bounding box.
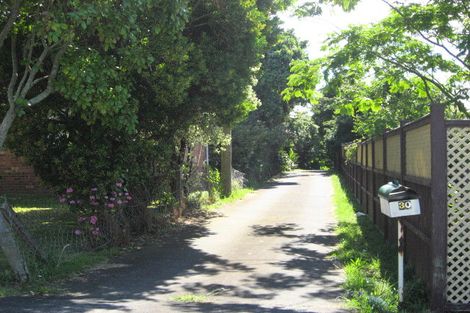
[283,0,469,140]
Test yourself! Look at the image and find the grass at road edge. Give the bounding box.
[331,175,428,313]
[204,188,253,211]
[0,248,119,297]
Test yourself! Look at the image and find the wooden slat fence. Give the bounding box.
[340,103,470,312]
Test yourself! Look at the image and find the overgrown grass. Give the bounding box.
[331,175,429,313]
[0,195,119,297]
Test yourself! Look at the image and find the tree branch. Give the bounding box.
[421,79,435,103]
[7,34,18,106]
[381,0,469,71]
[0,0,22,51]
[373,51,469,117]
[15,33,36,100]
[30,75,49,88]
[20,44,51,99]
[28,46,65,105]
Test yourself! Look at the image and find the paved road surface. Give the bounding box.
[0,171,348,313]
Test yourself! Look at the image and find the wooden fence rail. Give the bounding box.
[340,103,470,312]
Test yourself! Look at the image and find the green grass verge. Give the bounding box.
[204,188,253,211]
[0,195,119,297]
[331,175,429,313]
[0,248,118,297]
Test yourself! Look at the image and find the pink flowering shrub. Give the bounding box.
[60,179,132,213]
[60,179,133,243]
[74,215,100,238]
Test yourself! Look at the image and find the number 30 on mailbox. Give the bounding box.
[378,181,421,218]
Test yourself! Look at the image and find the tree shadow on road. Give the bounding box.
[251,223,301,238]
[0,222,256,313]
[261,181,299,189]
[250,223,345,303]
[172,302,317,312]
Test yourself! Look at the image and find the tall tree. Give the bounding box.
[322,0,469,117]
[233,20,308,182]
[284,0,469,140]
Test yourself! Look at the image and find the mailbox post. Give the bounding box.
[378,181,421,303]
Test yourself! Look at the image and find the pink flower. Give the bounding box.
[90,201,99,206]
[69,200,76,205]
[107,203,115,208]
[117,200,122,205]
[89,195,96,200]
[91,228,100,236]
[78,216,87,222]
[116,182,123,188]
[91,187,98,192]
[124,192,129,196]
[126,196,132,200]
[110,197,116,201]
[74,229,82,236]
[59,197,66,203]
[90,215,98,225]
[66,187,74,194]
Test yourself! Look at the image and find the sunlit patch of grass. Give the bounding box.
[204,188,253,211]
[331,175,429,313]
[0,195,119,297]
[172,293,209,303]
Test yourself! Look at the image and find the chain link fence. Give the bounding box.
[0,166,247,284]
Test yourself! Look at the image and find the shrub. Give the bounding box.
[279,148,298,172]
[59,181,134,245]
[207,167,222,201]
[187,191,210,210]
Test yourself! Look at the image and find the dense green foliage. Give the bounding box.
[280,0,469,169]
[1,0,273,223]
[232,20,310,182]
[0,0,366,196]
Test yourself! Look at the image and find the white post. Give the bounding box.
[398,219,404,303]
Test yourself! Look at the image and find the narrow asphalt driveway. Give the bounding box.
[0,170,348,313]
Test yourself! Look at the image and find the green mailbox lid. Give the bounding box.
[378,181,418,201]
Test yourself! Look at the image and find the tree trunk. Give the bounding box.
[0,106,16,149]
[0,202,29,282]
[221,126,232,197]
[173,138,187,219]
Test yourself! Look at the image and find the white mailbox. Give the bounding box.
[378,181,421,218]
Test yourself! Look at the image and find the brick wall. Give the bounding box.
[0,150,51,196]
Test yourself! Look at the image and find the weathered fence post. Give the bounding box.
[383,133,389,241]
[359,143,367,207]
[400,120,406,183]
[365,142,369,214]
[430,103,447,312]
[372,140,376,224]
[0,199,29,282]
